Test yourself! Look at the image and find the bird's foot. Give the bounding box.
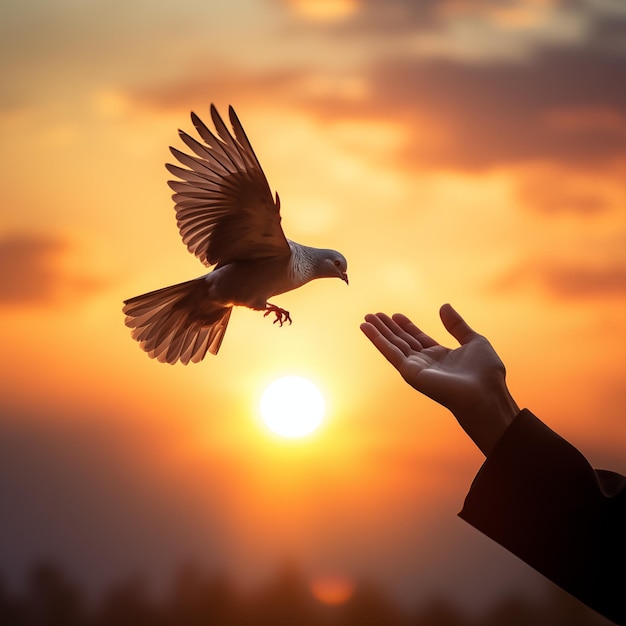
[264,304,292,326]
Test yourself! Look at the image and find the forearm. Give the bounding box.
[460,410,626,624]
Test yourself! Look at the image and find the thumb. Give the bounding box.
[439,303,479,346]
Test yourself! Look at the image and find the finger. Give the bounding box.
[391,313,439,349]
[439,303,479,346]
[360,320,410,371]
[364,313,423,353]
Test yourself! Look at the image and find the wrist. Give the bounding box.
[454,384,520,457]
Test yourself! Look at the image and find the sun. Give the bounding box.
[260,376,325,438]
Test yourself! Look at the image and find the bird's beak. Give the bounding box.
[342,273,349,285]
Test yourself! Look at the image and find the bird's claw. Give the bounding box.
[264,305,292,327]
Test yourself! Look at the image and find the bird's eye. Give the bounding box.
[334,259,341,267]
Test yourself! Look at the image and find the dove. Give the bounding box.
[122,104,348,364]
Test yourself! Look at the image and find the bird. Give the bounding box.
[122,104,348,364]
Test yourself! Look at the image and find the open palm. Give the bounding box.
[361,304,518,455]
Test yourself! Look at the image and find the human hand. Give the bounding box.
[360,304,519,456]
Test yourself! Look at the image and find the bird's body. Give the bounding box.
[123,105,348,364]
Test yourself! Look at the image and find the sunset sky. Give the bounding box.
[1,0,625,614]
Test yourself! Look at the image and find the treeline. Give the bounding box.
[0,561,610,626]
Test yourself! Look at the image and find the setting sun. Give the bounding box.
[260,376,325,438]
[2,0,625,622]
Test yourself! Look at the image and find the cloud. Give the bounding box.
[491,257,626,299]
[271,0,626,171]
[277,0,525,33]
[274,0,626,64]
[319,45,626,171]
[0,233,107,307]
[292,0,625,39]
[125,38,626,174]
[128,65,307,114]
[515,161,626,215]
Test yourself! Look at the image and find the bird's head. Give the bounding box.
[320,249,349,285]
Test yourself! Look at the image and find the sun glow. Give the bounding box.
[310,575,355,605]
[286,0,358,21]
[260,376,325,438]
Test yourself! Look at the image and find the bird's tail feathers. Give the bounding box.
[123,278,232,363]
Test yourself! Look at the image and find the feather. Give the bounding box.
[123,105,348,362]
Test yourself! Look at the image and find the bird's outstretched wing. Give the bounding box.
[166,105,290,267]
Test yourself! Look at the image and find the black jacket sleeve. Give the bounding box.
[459,409,626,625]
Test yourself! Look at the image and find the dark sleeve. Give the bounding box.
[459,409,626,625]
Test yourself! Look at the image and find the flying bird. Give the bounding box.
[123,105,348,364]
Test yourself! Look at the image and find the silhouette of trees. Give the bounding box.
[23,562,86,626]
[164,562,241,626]
[0,560,613,626]
[96,575,161,626]
[411,597,470,626]
[0,575,23,626]
[337,580,406,626]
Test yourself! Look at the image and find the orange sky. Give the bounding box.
[0,0,625,613]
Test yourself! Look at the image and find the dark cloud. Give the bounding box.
[491,258,626,300]
[576,6,626,53]
[279,0,617,41]
[0,234,107,307]
[279,0,626,171]
[129,65,305,115]
[126,44,625,176]
[304,45,626,171]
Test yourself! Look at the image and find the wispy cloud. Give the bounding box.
[128,65,307,114]
[0,233,107,307]
[275,0,626,63]
[491,257,626,299]
[515,161,626,216]
[124,30,626,174]
[305,45,626,171]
